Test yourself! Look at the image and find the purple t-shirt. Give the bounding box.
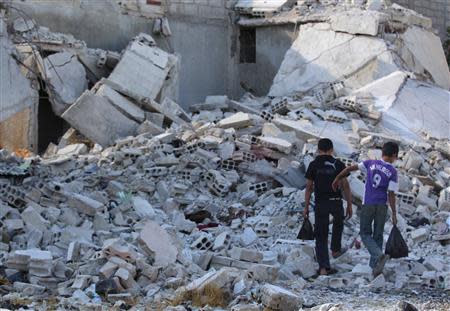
[358,159,398,205]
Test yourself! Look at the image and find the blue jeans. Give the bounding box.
[360,204,388,268]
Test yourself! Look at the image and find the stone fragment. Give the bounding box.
[330,8,384,36]
[180,268,240,307]
[213,232,232,251]
[229,247,263,263]
[240,227,258,246]
[66,193,104,216]
[57,143,88,156]
[260,284,303,311]
[43,51,88,115]
[132,196,156,219]
[218,112,252,129]
[13,282,46,296]
[138,221,178,267]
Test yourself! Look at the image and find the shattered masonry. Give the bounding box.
[0,0,450,310]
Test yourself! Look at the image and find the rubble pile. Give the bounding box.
[1,1,450,310]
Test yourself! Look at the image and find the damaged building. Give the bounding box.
[0,0,450,310]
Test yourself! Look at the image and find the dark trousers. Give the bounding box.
[314,199,344,270]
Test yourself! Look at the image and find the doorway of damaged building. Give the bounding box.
[37,79,69,154]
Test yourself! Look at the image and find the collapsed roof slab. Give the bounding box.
[269,22,400,97]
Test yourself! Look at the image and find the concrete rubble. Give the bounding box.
[0,1,450,310]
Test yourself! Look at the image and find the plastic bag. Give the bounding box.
[297,218,315,240]
[385,225,408,259]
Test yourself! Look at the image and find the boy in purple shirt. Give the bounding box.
[332,142,399,277]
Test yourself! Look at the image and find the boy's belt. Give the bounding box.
[328,197,341,201]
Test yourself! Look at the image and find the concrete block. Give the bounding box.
[67,241,80,262]
[231,304,261,311]
[4,219,24,231]
[218,112,252,129]
[102,238,138,263]
[260,284,303,311]
[424,257,444,272]
[71,274,91,290]
[132,196,156,219]
[182,267,240,307]
[191,233,214,251]
[438,187,450,211]
[257,136,292,154]
[57,143,88,156]
[410,227,429,243]
[100,261,119,279]
[330,9,383,36]
[108,39,172,101]
[21,206,49,231]
[66,193,104,216]
[13,282,46,296]
[229,247,263,263]
[115,267,140,290]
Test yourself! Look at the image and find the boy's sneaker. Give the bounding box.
[372,254,389,277]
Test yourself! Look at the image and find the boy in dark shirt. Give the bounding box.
[304,138,353,276]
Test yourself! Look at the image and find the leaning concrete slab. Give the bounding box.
[61,90,139,146]
[108,37,171,101]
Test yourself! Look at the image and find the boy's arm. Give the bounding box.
[304,179,314,219]
[332,164,359,191]
[341,178,353,219]
[388,191,397,225]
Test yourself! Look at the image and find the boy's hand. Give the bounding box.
[332,179,340,192]
[345,204,353,220]
[303,207,309,219]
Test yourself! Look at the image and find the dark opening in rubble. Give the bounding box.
[239,27,256,63]
[37,84,69,154]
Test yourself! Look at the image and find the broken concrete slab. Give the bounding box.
[400,26,450,90]
[380,79,450,140]
[108,35,174,101]
[96,83,145,123]
[43,51,88,115]
[269,22,399,96]
[66,193,104,216]
[62,90,139,146]
[330,8,386,36]
[138,221,178,267]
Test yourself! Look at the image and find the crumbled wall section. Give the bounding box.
[0,104,38,153]
[394,0,450,40]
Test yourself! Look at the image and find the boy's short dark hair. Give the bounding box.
[318,138,333,152]
[382,142,399,157]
